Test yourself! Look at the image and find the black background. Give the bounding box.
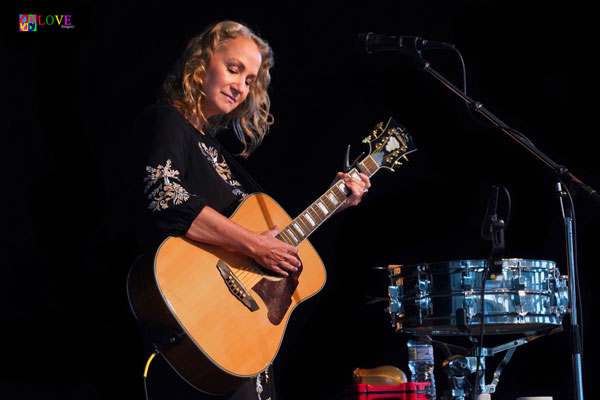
[2,1,600,399]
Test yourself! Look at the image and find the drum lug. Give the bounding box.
[514,301,524,316]
[417,279,430,292]
[546,276,557,313]
[554,275,570,316]
[415,279,431,311]
[462,272,476,319]
[510,276,525,291]
[388,285,404,314]
[463,292,476,318]
[461,275,473,291]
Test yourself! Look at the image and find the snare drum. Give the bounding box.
[388,259,569,335]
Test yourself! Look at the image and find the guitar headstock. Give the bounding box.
[362,117,417,172]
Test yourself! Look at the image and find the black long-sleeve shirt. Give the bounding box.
[133,101,249,254]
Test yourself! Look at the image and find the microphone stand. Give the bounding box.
[412,55,596,400]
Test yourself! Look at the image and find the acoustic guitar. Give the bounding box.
[127,118,417,394]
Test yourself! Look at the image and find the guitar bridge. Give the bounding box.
[216,260,259,312]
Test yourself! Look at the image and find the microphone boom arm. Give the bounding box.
[416,58,600,206]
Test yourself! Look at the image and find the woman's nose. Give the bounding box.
[231,78,247,97]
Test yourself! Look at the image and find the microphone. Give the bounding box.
[481,185,507,276]
[480,185,500,241]
[357,32,455,54]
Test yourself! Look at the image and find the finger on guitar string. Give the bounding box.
[250,227,299,277]
[342,172,371,207]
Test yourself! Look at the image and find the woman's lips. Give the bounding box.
[222,93,236,104]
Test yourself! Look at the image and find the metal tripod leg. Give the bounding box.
[435,334,543,399]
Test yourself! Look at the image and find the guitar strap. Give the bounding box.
[218,138,267,195]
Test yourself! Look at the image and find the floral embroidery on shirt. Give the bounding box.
[144,159,191,211]
[198,142,247,198]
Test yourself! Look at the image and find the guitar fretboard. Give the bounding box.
[276,155,380,247]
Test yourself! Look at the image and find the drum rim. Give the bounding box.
[396,258,557,268]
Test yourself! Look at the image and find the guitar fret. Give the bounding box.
[313,204,326,223]
[304,212,316,227]
[324,189,341,210]
[289,216,314,242]
[320,195,333,210]
[293,222,305,237]
[286,228,299,244]
[327,192,339,206]
[296,217,309,233]
[305,208,318,227]
[332,184,347,201]
[307,207,320,224]
[316,201,329,215]
[359,156,379,176]
[337,180,347,195]
[279,229,294,246]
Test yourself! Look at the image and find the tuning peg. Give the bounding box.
[394,160,403,167]
[364,131,378,142]
[367,122,383,140]
[402,155,409,162]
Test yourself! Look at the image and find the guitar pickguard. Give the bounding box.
[252,260,302,325]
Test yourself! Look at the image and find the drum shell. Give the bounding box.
[388,259,569,336]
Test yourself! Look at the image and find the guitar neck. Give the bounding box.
[276,155,380,247]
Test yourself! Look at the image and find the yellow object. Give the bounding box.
[353,365,408,385]
[143,352,157,378]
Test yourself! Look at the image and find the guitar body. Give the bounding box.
[127,193,327,394]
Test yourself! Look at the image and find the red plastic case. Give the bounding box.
[349,382,432,400]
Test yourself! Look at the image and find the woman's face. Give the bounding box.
[201,36,262,119]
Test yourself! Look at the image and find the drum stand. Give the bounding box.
[428,334,545,400]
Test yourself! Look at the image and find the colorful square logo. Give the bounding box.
[19,14,37,32]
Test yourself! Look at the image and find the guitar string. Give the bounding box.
[230,160,380,290]
[234,223,299,287]
[237,167,368,279]
[232,198,334,288]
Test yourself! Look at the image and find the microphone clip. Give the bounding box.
[481,185,510,276]
[489,218,506,275]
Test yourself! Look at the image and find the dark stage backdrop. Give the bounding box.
[3,1,599,399]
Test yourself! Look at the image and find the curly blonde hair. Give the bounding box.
[161,21,274,157]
